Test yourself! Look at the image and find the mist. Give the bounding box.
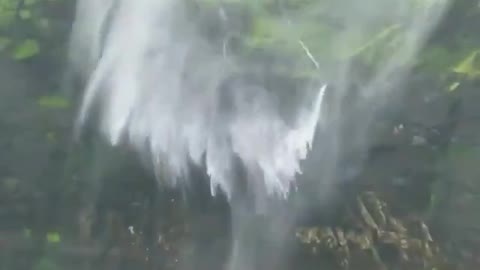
[68,0,450,269]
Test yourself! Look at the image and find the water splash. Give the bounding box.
[69,0,449,202]
[70,0,329,202]
[69,0,449,268]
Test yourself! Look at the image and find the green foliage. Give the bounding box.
[37,95,70,109]
[0,0,65,60]
[13,38,39,59]
[452,50,480,78]
[201,0,480,82]
[46,232,61,243]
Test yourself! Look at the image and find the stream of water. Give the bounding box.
[69,0,449,269]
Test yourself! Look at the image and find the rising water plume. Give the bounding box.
[70,0,329,202]
[69,0,448,203]
[69,0,449,268]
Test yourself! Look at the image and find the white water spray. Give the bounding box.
[70,0,329,202]
[69,0,449,268]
